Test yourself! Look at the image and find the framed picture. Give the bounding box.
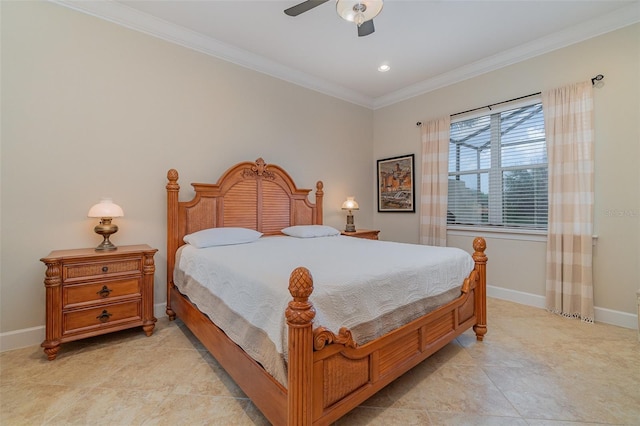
[377,154,415,212]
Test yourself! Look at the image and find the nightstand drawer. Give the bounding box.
[64,258,142,282]
[63,300,142,334]
[63,278,141,308]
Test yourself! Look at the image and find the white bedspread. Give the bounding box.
[175,235,474,385]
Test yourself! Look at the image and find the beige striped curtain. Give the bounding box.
[419,116,450,246]
[542,81,595,323]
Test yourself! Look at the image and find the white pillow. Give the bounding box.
[183,227,262,248]
[281,225,340,238]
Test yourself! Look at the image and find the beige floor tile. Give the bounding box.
[140,394,254,425]
[171,356,246,398]
[524,420,626,426]
[0,345,59,385]
[457,327,550,370]
[0,382,85,425]
[335,406,432,425]
[45,388,171,425]
[387,362,521,417]
[427,412,530,425]
[485,365,584,421]
[102,347,208,393]
[155,319,208,351]
[1,298,638,425]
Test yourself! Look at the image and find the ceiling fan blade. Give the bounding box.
[284,0,330,17]
[357,19,375,37]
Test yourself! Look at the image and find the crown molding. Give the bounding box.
[50,0,375,108]
[374,2,640,109]
[51,1,638,110]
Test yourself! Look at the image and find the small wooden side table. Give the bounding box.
[340,229,380,240]
[40,244,157,360]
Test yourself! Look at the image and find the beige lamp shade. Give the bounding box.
[88,198,124,218]
[341,196,360,211]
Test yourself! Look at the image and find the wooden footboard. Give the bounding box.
[286,237,487,425]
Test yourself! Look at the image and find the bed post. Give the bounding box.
[166,169,180,320]
[472,237,487,341]
[315,181,324,225]
[286,267,316,426]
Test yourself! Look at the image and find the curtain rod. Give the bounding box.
[416,74,604,127]
[449,92,540,118]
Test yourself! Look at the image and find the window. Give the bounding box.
[447,102,548,230]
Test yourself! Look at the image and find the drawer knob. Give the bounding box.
[96,310,112,323]
[97,285,113,298]
[101,266,108,273]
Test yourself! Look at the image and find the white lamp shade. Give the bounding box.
[88,198,124,218]
[341,197,359,210]
[336,0,383,25]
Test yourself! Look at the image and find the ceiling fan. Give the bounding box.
[284,0,383,37]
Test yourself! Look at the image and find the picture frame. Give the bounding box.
[377,154,415,212]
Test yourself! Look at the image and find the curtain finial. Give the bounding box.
[591,74,604,85]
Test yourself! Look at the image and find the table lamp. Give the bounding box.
[88,198,124,251]
[341,196,359,232]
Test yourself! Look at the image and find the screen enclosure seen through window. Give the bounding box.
[447,101,548,230]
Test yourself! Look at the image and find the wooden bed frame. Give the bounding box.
[166,158,487,426]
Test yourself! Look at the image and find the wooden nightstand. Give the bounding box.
[341,229,380,240]
[40,244,157,360]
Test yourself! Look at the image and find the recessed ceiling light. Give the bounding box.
[378,64,390,72]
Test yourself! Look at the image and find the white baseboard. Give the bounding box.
[594,305,639,330]
[487,285,547,309]
[2,296,637,353]
[0,303,169,353]
[154,302,168,320]
[488,285,639,330]
[0,325,45,353]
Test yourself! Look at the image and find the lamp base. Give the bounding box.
[95,238,118,251]
[345,214,356,232]
[94,219,118,251]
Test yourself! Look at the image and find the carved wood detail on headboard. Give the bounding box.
[242,157,276,180]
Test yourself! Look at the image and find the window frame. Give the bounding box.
[447,96,548,233]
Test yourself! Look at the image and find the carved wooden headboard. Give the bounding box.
[166,157,324,288]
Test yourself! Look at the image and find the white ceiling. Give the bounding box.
[55,0,639,109]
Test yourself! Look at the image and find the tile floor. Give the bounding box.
[1,298,639,425]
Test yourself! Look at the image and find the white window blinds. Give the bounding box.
[448,102,548,230]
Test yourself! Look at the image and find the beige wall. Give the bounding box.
[373,24,640,317]
[0,2,374,333]
[1,2,638,341]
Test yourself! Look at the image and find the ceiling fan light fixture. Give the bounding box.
[336,0,383,26]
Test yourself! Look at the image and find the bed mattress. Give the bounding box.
[174,235,474,385]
